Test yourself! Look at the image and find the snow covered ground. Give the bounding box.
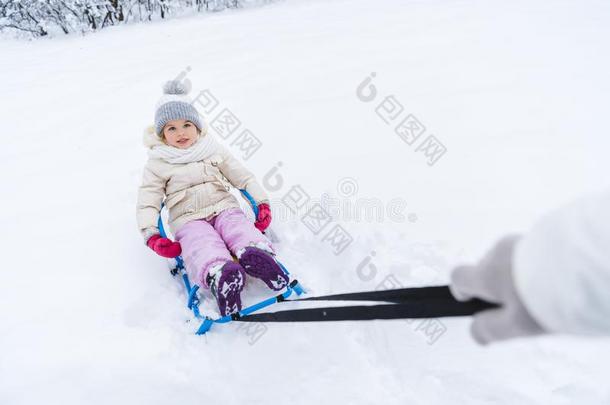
[2,0,610,403]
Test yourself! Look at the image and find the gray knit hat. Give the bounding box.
[154,80,203,136]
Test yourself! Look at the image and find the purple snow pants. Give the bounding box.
[175,208,273,288]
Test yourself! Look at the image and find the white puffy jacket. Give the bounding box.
[136,130,268,242]
[514,189,610,334]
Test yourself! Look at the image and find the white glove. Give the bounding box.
[450,235,545,345]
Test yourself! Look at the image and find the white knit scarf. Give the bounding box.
[148,134,222,164]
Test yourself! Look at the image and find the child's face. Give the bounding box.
[162,119,199,149]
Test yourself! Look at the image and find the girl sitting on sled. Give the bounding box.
[136,80,288,316]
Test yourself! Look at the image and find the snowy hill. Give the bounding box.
[1,0,610,404]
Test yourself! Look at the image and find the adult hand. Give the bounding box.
[450,235,545,344]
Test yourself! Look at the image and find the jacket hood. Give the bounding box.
[143,126,165,149]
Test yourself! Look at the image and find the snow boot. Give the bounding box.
[207,261,246,317]
[238,246,289,291]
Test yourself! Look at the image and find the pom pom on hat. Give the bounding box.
[163,80,189,96]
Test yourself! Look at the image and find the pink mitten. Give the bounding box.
[254,203,272,232]
[147,234,182,258]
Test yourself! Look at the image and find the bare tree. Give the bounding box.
[0,0,265,38]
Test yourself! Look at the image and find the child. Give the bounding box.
[136,80,289,316]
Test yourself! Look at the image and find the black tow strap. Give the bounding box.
[236,285,498,323]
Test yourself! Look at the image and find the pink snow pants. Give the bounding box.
[175,208,273,288]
